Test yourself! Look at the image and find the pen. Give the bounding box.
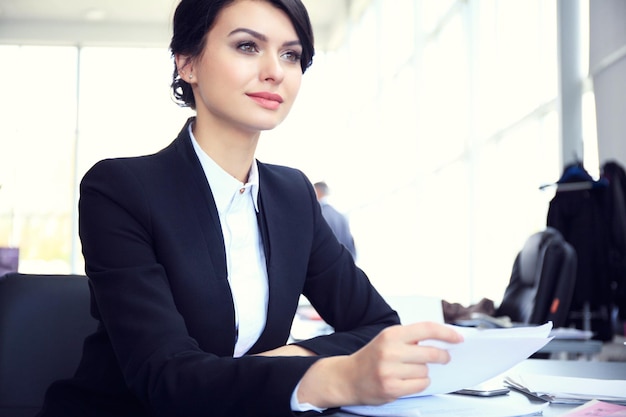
[503,378,552,403]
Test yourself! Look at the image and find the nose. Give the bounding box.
[259,53,285,84]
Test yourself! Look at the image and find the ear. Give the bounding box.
[175,54,195,83]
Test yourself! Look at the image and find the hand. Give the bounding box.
[297,321,463,408]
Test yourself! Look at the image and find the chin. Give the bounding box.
[250,118,286,132]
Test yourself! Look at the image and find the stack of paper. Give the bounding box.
[504,374,626,405]
[340,392,549,417]
[342,322,553,416]
[414,323,553,397]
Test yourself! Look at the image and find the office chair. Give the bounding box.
[496,228,577,328]
[0,273,97,417]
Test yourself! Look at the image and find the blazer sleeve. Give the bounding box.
[79,159,320,417]
[278,170,400,355]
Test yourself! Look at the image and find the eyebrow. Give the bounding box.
[228,28,301,48]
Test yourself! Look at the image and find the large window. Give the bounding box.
[0,1,594,307]
[0,46,78,273]
[263,0,567,304]
[0,45,192,273]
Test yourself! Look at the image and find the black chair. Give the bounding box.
[0,273,97,417]
[496,227,577,328]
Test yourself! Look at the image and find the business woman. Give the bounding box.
[37,1,462,416]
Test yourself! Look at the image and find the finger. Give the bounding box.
[386,361,430,380]
[390,341,452,367]
[370,365,433,401]
[400,376,432,396]
[404,345,452,365]
[381,372,433,399]
[401,321,464,345]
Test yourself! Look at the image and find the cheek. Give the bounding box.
[210,62,247,88]
[197,65,248,106]
[279,76,302,119]
[202,52,252,86]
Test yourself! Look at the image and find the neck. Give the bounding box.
[192,117,260,183]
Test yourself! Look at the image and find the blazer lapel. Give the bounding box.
[248,166,307,352]
[170,119,237,353]
[174,119,228,281]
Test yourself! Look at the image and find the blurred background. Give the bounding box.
[0,0,624,310]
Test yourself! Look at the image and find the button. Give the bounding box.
[239,188,245,194]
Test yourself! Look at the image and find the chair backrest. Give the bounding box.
[496,228,577,328]
[0,273,97,417]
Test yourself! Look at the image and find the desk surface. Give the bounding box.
[329,359,626,417]
[513,358,626,379]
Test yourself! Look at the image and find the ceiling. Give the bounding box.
[0,0,369,50]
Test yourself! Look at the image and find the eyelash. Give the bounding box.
[237,41,259,54]
[282,51,302,63]
[236,41,302,63]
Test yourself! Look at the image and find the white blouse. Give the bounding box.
[189,126,268,357]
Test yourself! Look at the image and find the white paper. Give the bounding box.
[411,322,553,397]
[342,392,549,417]
[341,323,553,417]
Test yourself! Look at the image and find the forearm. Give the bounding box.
[295,322,465,409]
[296,355,356,408]
[294,349,403,408]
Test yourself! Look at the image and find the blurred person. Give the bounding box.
[314,181,357,259]
[37,1,462,416]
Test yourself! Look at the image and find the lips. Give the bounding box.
[247,92,284,103]
[246,92,284,110]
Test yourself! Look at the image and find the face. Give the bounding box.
[178,0,304,134]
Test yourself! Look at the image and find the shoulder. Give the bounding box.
[256,161,319,216]
[79,141,199,218]
[83,117,196,183]
[257,161,314,196]
[82,133,191,185]
[320,201,344,217]
[82,154,164,196]
[257,161,308,184]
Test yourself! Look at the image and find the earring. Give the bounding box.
[189,73,193,79]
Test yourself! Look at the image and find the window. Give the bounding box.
[0,45,192,274]
[1,1,584,307]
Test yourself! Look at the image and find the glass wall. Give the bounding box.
[263,0,583,305]
[0,45,193,273]
[0,0,595,306]
[0,46,78,273]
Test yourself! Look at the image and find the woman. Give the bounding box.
[38,1,462,416]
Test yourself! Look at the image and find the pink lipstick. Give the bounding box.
[247,92,284,110]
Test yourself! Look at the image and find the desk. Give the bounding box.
[538,338,603,360]
[329,359,626,417]
[512,359,626,416]
[513,358,626,379]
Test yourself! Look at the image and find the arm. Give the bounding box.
[257,171,464,407]
[295,172,401,355]
[259,322,464,409]
[297,322,463,408]
[255,164,400,356]
[79,159,320,417]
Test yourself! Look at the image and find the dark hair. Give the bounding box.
[170,0,315,108]
[313,181,329,195]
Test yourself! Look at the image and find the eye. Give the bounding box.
[281,50,302,63]
[237,41,259,54]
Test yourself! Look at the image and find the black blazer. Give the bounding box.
[38,118,398,417]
